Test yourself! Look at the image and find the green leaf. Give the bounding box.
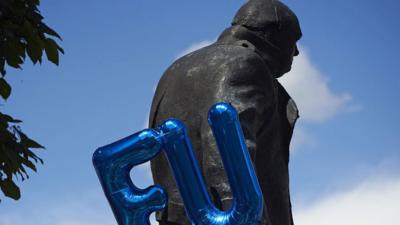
[57,44,65,55]
[22,158,37,172]
[24,137,44,149]
[0,78,12,100]
[1,41,23,69]
[26,35,44,65]
[41,23,62,40]
[0,179,21,200]
[21,21,35,40]
[5,57,23,69]
[44,38,59,65]
[2,39,25,69]
[17,129,45,149]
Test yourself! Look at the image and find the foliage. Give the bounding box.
[0,0,63,201]
[0,112,44,200]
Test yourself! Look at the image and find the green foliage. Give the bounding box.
[0,112,44,200]
[0,0,63,201]
[0,0,64,80]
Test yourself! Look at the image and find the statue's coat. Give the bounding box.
[149,24,299,225]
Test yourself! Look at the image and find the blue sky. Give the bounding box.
[1,0,399,224]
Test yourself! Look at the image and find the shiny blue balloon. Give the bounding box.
[93,129,167,225]
[93,102,262,225]
[160,102,263,225]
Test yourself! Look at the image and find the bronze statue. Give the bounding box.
[149,0,302,224]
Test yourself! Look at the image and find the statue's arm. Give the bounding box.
[201,52,276,209]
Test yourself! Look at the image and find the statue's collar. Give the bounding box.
[217,25,280,59]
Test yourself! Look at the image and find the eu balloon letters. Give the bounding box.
[93,103,263,225]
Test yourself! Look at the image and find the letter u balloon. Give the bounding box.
[93,102,263,225]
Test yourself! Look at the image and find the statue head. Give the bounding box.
[232,0,302,77]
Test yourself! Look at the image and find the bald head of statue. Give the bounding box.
[232,0,302,77]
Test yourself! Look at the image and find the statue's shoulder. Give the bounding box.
[171,41,264,69]
[159,42,270,89]
[215,41,268,72]
[213,41,264,63]
[213,42,272,81]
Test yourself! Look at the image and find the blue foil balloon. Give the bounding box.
[160,102,263,225]
[93,129,167,225]
[93,102,262,225]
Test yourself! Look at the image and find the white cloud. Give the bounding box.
[290,127,316,153]
[294,174,400,225]
[131,161,154,188]
[143,114,149,129]
[279,46,354,123]
[176,40,214,59]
